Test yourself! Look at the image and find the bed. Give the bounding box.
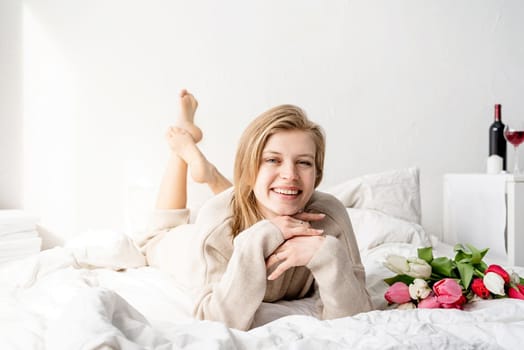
[1,168,524,349]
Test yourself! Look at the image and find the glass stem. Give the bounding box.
[514,146,520,175]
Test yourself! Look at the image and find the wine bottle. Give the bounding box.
[489,104,507,170]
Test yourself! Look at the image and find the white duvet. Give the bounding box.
[3,168,524,349]
[2,240,524,350]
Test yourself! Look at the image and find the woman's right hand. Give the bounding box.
[270,212,325,240]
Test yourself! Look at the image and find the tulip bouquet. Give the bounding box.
[383,244,524,309]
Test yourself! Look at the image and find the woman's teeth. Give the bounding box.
[273,188,299,195]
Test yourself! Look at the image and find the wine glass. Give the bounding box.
[504,124,524,175]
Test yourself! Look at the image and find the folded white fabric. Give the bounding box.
[0,210,39,236]
[0,235,41,255]
[0,210,42,264]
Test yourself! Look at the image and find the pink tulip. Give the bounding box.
[385,282,412,304]
[417,293,441,309]
[433,278,463,304]
[508,284,524,300]
[485,265,510,284]
[441,295,467,310]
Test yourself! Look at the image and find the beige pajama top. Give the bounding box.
[135,188,372,330]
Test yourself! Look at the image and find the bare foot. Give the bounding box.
[166,127,216,184]
[175,89,203,143]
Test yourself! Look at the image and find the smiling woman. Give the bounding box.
[252,130,317,219]
[133,90,372,331]
[230,104,326,237]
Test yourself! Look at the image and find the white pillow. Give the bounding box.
[64,229,146,270]
[348,208,431,250]
[324,167,421,224]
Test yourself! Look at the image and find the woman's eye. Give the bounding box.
[298,160,313,167]
[265,158,279,164]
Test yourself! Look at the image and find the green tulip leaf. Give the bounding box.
[431,257,455,277]
[465,244,482,264]
[454,244,473,261]
[454,252,467,262]
[384,274,415,286]
[477,261,488,273]
[417,247,433,263]
[457,257,472,264]
[428,273,444,283]
[454,243,467,254]
[479,248,489,260]
[456,261,474,289]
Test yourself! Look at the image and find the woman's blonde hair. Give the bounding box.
[230,104,325,237]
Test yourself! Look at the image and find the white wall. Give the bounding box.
[15,0,524,241]
[0,0,22,209]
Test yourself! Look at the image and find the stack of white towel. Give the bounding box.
[0,210,42,264]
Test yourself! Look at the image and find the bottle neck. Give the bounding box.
[494,104,502,121]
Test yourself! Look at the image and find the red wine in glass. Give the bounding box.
[504,125,524,174]
[505,131,524,147]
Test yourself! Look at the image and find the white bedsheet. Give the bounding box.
[2,241,524,350]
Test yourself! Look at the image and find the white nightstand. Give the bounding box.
[443,174,524,266]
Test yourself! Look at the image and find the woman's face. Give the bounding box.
[253,130,317,219]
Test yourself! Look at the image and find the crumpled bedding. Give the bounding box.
[2,241,524,350]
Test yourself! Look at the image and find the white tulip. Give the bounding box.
[409,278,432,300]
[384,255,410,274]
[406,257,432,279]
[483,272,506,296]
[510,271,521,285]
[384,255,432,279]
[397,302,417,310]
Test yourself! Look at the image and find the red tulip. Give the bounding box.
[433,278,463,304]
[385,282,412,304]
[508,284,524,300]
[471,277,491,299]
[485,265,510,284]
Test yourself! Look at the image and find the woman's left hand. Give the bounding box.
[266,235,325,280]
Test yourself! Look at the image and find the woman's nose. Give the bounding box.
[280,163,298,180]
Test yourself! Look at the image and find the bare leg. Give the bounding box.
[166,128,232,194]
[155,150,188,210]
[155,89,200,209]
[155,91,231,210]
[174,89,203,143]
